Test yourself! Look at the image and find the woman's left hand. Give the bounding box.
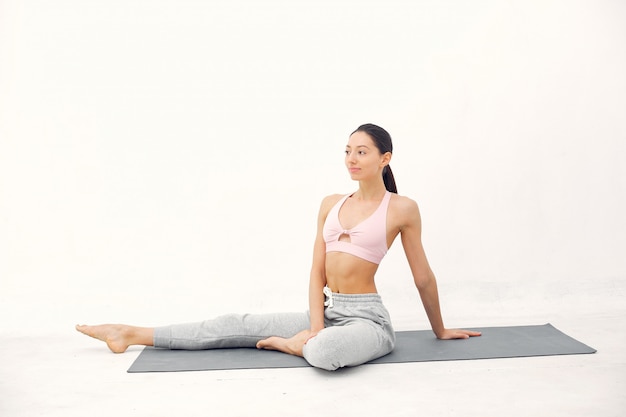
[437,328,482,339]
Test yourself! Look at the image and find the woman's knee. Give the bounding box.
[302,324,394,371]
[302,338,342,371]
[302,328,364,371]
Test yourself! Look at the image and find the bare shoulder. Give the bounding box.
[318,193,345,216]
[389,193,422,228]
[390,193,420,215]
[322,193,345,205]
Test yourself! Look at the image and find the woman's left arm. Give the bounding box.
[398,197,481,340]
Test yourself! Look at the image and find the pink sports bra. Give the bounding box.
[323,191,391,264]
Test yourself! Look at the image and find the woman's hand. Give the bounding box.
[437,328,482,340]
[305,329,320,343]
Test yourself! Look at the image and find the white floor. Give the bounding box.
[2,278,624,417]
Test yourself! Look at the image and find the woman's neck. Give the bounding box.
[354,181,387,201]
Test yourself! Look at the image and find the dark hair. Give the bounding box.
[351,123,398,193]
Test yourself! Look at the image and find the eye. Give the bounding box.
[358,150,366,155]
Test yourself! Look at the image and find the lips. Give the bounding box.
[349,168,360,173]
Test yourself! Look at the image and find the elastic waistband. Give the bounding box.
[323,286,383,307]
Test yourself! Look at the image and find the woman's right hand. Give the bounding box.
[304,329,321,344]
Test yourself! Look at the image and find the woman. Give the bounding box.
[76,123,480,371]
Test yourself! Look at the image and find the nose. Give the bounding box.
[346,150,356,164]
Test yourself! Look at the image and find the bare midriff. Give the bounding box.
[324,252,379,294]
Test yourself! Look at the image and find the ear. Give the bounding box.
[380,151,392,167]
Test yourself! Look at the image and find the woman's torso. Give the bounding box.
[323,192,402,294]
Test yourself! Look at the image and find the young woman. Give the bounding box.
[76,123,480,371]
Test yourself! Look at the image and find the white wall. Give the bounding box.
[1,0,625,334]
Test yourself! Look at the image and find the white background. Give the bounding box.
[1,0,625,335]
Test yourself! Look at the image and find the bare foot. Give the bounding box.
[75,324,152,353]
[256,330,312,357]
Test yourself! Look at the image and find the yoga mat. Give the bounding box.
[127,323,595,373]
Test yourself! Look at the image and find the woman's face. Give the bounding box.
[345,131,390,182]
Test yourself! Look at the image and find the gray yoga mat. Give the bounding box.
[127,323,595,373]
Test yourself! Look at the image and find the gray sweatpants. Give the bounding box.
[153,288,396,371]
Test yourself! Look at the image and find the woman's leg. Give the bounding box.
[75,324,154,353]
[255,291,396,371]
[77,312,310,353]
[154,312,310,350]
[302,320,394,371]
[302,290,396,371]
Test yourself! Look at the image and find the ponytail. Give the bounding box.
[383,165,398,194]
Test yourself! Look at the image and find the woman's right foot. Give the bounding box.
[75,324,133,353]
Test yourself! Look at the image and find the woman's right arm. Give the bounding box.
[308,196,333,334]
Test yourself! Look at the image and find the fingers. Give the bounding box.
[440,329,482,340]
[305,330,319,344]
[456,329,481,338]
[455,330,481,338]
